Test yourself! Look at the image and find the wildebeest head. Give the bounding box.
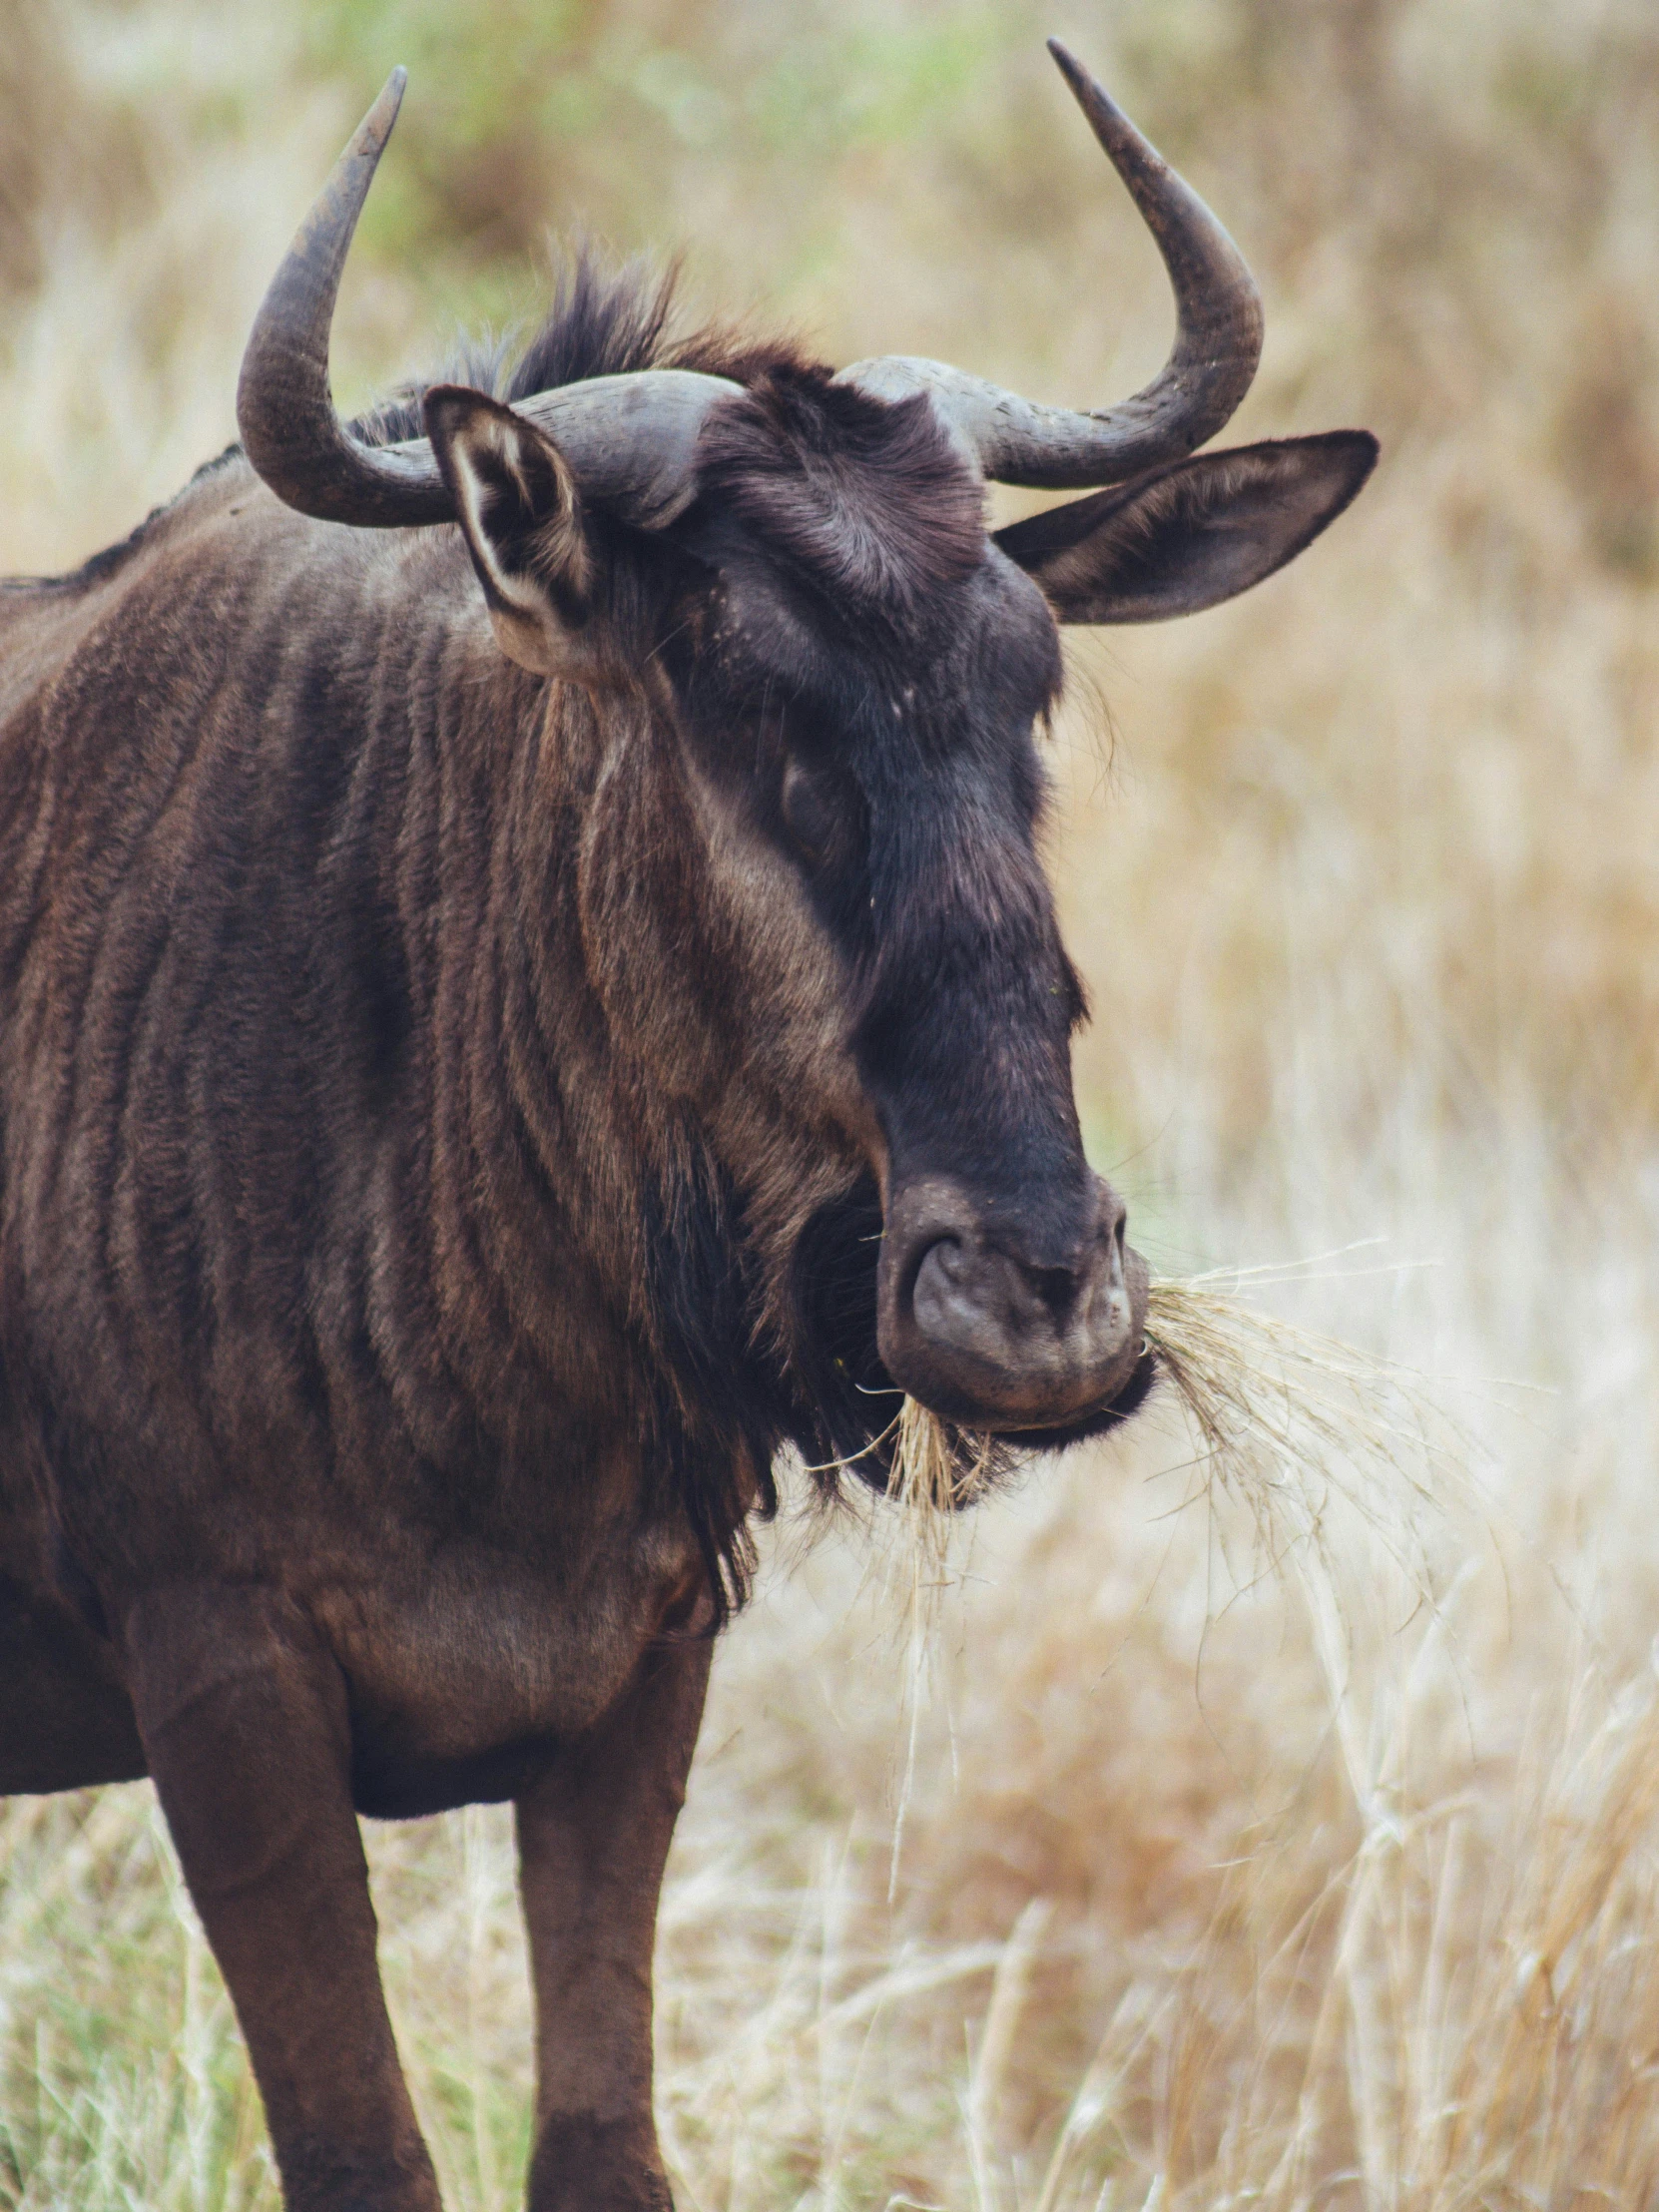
[236,48,1375,1494]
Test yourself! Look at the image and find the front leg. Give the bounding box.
[516,1626,712,2212]
[124,1584,440,2212]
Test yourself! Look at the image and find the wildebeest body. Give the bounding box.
[0,49,1378,2211]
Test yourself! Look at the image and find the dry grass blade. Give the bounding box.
[876,1399,994,1895]
[1143,1272,1483,1613]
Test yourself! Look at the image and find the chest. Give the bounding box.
[310,1510,703,1816]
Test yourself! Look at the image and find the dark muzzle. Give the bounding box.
[875,1172,1149,1430]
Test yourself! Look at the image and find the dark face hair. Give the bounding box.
[671,374,1078,1191]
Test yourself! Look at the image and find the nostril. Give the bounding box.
[913,1234,968,1296]
[1104,1190,1128,1250]
[910,1235,992,1354]
[932,1237,967,1283]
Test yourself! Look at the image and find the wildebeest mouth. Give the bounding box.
[790,1177,1158,1498]
[995,1339,1159,1447]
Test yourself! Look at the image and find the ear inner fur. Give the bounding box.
[423,384,595,666]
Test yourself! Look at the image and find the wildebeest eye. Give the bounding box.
[780,757,841,866]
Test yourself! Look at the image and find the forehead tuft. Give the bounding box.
[694,367,987,648]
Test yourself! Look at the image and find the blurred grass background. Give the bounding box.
[3,0,1659,2205]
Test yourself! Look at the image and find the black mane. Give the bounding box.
[353,250,809,447]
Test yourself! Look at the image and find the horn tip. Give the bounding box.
[1046,37,1087,88]
[357,67,408,154]
[1046,39,1126,129]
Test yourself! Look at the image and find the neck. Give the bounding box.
[408,641,780,1596]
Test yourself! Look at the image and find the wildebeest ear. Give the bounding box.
[423,385,595,674]
[993,431,1379,625]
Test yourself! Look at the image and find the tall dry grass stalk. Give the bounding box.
[880,1398,971,1897]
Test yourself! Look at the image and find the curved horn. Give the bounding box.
[837,41,1264,488]
[237,72,451,527]
[238,76,741,531]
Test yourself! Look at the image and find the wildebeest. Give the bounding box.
[0,40,1375,2212]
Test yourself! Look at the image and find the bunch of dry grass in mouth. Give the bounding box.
[887,1264,1470,1588]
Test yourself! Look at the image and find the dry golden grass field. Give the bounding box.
[4,0,1659,2203]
